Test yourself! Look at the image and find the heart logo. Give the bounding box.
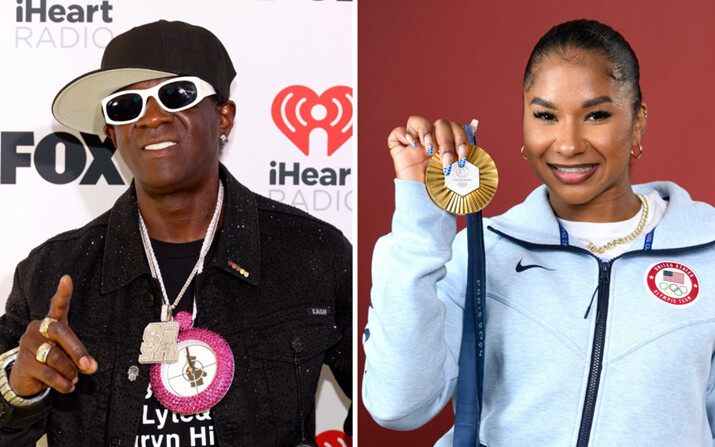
[271,85,353,156]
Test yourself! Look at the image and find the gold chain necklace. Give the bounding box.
[586,193,649,254]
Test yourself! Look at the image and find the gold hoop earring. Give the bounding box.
[631,144,643,160]
[520,146,527,160]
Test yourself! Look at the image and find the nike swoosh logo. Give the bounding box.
[515,259,555,272]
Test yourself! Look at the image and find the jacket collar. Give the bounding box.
[488,181,715,250]
[101,164,261,294]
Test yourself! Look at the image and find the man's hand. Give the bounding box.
[9,275,97,397]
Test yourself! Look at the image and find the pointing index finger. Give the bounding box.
[43,275,97,374]
[47,275,73,324]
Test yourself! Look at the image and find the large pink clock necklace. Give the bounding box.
[136,181,234,415]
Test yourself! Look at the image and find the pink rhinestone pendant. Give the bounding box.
[150,311,235,415]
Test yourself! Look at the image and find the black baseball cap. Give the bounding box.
[52,20,236,135]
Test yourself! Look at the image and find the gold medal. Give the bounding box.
[425,144,498,214]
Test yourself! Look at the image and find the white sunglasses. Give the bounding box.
[101,76,216,126]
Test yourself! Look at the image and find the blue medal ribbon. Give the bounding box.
[453,125,485,447]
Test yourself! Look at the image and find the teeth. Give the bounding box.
[144,142,176,151]
[555,165,594,173]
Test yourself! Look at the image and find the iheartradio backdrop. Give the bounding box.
[0,0,352,445]
[357,0,714,446]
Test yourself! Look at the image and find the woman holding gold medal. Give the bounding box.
[362,19,715,446]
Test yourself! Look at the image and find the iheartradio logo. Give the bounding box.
[316,430,352,447]
[271,85,353,156]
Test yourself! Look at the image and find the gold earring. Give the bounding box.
[631,144,643,159]
[521,146,527,160]
[643,109,648,119]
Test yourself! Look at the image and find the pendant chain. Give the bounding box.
[586,193,649,254]
[138,181,224,320]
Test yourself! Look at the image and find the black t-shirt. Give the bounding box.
[152,238,202,315]
[134,239,217,447]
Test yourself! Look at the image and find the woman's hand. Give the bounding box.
[387,116,470,183]
[9,275,97,397]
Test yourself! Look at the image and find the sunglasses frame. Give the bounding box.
[101,76,217,126]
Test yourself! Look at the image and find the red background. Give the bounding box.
[357,1,715,445]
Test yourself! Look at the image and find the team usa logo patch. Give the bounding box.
[644,262,700,306]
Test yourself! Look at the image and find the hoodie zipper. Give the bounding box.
[576,260,611,447]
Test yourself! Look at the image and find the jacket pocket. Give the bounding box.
[47,340,115,444]
[244,312,342,363]
[243,312,342,444]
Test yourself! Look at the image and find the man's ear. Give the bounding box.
[104,124,117,147]
[218,101,236,137]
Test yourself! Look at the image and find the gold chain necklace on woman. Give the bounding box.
[585,193,649,254]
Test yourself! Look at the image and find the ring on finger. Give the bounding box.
[388,144,402,151]
[35,342,53,364]
[39,317,57,339]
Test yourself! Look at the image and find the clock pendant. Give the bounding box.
[149,311,235,415]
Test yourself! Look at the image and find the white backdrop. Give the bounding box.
[0,0,352,443]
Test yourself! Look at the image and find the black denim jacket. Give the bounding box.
[0,165,352,446]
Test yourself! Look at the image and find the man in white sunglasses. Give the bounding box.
[0,20,352,447]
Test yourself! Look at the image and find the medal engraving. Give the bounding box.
[444,160,480,196]
[138,321,180,364]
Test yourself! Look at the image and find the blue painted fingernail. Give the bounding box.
[426,145,434,155]
[458,157,466,168]
[411,141,417,148]
[443,165,452,175]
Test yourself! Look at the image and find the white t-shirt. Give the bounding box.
[557,190,667,258]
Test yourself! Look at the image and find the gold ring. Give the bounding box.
[35,342,53,364]
[39,317,57,339]
[388,144,402,151]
